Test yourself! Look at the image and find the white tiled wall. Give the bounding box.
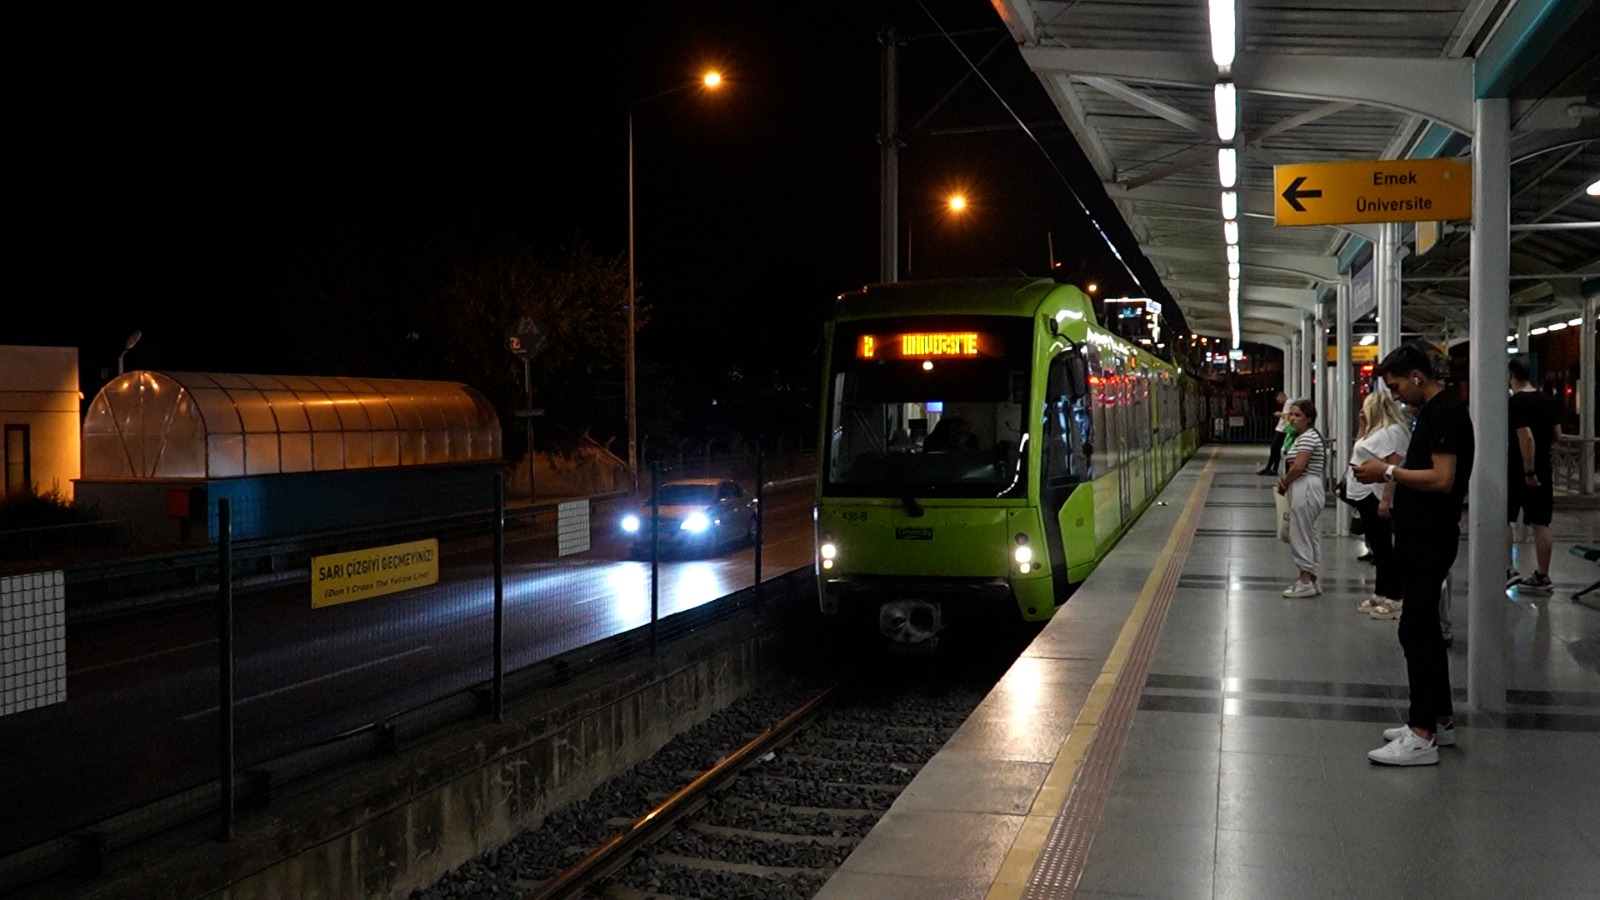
[1,570,67,716]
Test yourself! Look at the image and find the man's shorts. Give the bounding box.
[1508,475,1553,526]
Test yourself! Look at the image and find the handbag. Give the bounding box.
[1274,489,1291,543]
[1335,479,1360,508]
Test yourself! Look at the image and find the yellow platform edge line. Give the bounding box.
[985,451,1216,900]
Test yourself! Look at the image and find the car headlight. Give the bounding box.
[820,541,837,560]
[681,512,711,532]
[621,514,641,533]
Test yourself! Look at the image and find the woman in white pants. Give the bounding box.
[1277,399,1326,597]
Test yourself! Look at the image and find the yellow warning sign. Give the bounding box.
[312,538,439,608]
[1327,344,1380,363]
[1274,158,1471,226]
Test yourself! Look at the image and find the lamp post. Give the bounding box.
[904,192,968,278]
[117,330,142,375]
[627,70,722,492]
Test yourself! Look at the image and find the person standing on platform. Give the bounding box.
[1354,343,1474,766]
[1277,399,1326,597]
[1259,391,1290,475]
[1506,358,1559,593]
[1347,388,1411,617]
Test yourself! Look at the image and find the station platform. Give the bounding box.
[816,444,1600,899]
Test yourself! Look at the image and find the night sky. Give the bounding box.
[14,2,1166,402]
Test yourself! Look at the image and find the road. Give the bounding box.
[0,482,818,856]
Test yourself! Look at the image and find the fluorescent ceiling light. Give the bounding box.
[1214,81,1237,141]
[1221,190,1238,220]
[1547,322,1568,331]
[1226,244,1240,264]
[1209,0,1236,68]
[1589,178,1600,197]
[1218,147,1237,188]
[1359,335,1376,346]
[1227,261,1241,279]
[1224,220,1239,244]
[1228,277,1240,291]
[1569,318,1583,326]
[1530,326,1549,335]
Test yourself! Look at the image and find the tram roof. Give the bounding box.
[992,0,1598,350]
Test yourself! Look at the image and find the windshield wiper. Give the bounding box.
[900,490,924,518]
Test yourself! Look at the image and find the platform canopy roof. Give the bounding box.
[992,0,1599,350]
[83,371,501,480]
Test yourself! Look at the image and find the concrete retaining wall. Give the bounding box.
[49,589,810,900]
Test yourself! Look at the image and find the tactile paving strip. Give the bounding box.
[1022,466,1213,898]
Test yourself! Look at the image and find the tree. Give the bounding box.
[432,241,639,457]
[275,227,672,461]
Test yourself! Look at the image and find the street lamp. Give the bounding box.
[627,70,723,491]
[905,192,968,277]
[118,330,142,375]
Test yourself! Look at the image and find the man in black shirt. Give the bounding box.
[1353,343,1474,766]
[1506,358,1560,592]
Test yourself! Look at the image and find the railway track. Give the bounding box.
[417,636,1025,900]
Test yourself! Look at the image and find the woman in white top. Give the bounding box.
[1346,388,1411,617]
[1277,399,1326,597]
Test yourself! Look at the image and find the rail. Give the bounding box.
[527,682,840,900]
[37,492,631,623]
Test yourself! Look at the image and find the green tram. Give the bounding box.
[814,278,1200,644]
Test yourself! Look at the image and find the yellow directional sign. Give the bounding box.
[1274,158,1471,227]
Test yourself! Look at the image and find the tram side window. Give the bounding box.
[1045,351,1092,484]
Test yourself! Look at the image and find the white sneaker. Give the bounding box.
[1368,729,1439,766]
[1282,580,1321,598]
[1383,722,1456,747]
[1368,600,1403,620]
[1356,595,1384,612]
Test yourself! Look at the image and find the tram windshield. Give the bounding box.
[824,316,1032,499]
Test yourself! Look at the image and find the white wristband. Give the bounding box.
[1384,464,1396,483]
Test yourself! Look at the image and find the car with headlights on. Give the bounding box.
[619,478,759,557]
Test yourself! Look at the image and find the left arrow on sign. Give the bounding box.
[1281,176,1323,213]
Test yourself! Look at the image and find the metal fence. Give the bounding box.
[0,450,816,889]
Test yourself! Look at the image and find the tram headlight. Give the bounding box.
[1013,533,1032,561]
[820,532,838,569]
[820,541,838,560]
[621,514,641,533]
[1013,533,1034,573]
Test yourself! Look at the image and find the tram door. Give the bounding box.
[1141,363,1156,496]
[1116,355,1133,524]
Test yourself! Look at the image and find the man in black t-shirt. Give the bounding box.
[1353,343,1474,767]
[1506,358,1560,592]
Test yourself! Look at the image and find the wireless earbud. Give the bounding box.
[1412,377,1420,386]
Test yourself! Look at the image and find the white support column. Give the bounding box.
[1335,278,1353,537]
[1313,308,1326,468]
[1377,222,1402,353]
[1467,97,1510,715]
[1582,293,1597,495]
[1302,314,1316,410]
[1286,333,1300,400]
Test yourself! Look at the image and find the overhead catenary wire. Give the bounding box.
[914,1,1151,299]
